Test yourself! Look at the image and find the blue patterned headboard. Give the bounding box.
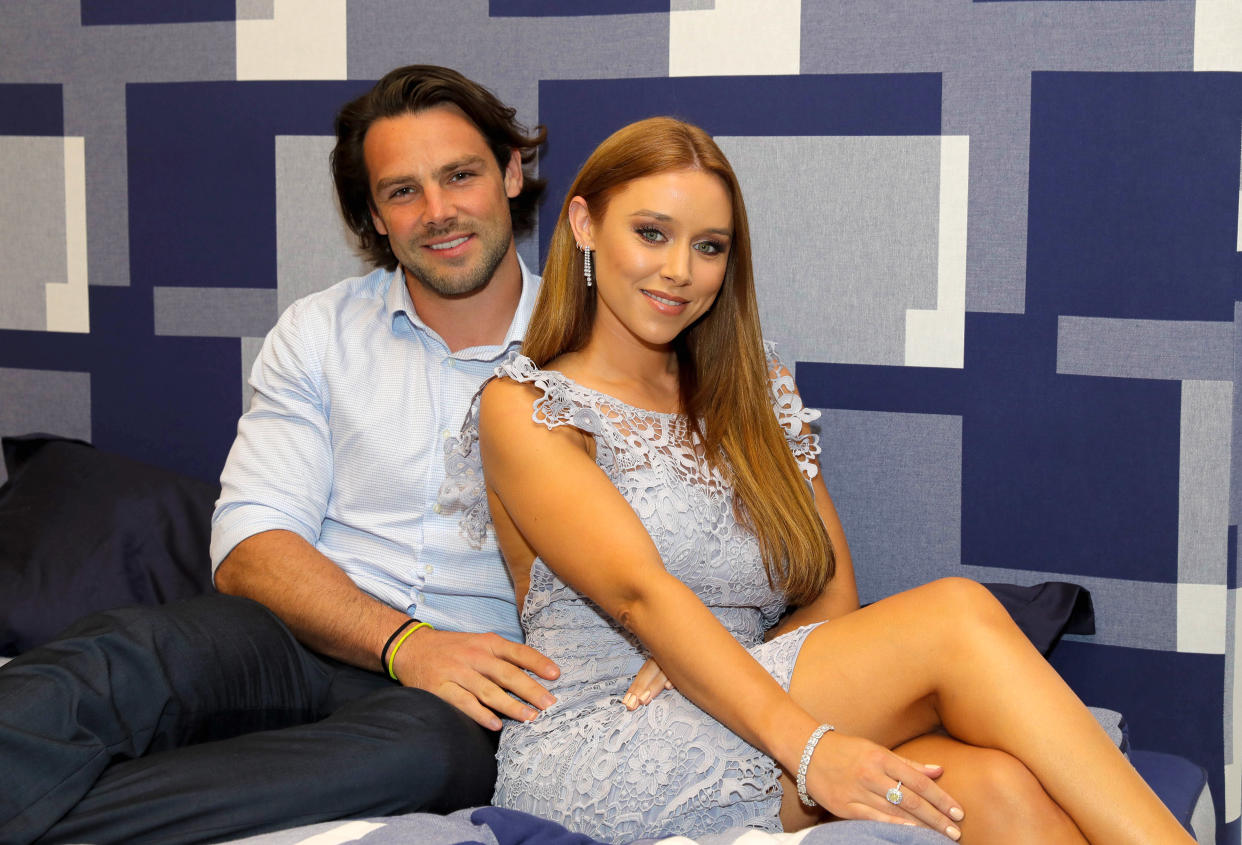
[0,3,1236,840]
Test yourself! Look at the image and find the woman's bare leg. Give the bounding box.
[891,734,1087,844]
[779,734,1088,843]
[782,578,1191,845]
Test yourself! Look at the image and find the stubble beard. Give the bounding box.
[397,228,513,299]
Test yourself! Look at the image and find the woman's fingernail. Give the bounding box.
[925,762,942,770]
[946,825,961,840]
[950,807,964,821]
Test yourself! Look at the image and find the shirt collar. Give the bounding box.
[385,254,541,358]
[502,253,540,348]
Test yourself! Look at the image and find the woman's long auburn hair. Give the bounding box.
[522,117,834,605]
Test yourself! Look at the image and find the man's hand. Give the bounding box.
[392,627,560,730]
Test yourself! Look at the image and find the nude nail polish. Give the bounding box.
[946,825,961,841]
[950,807,964,821]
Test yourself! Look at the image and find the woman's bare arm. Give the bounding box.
[765,365,860,639]
[479,378,821,774]
[766,469,859,640]
[481,378,970,835]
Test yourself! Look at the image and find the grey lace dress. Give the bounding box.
[439,348,825,843]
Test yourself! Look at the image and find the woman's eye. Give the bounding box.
[636,227,665,243]
[695,240,726,256]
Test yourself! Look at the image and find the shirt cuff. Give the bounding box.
[210,504,319,576]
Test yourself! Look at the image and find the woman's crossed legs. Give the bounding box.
[778,578,1189,845]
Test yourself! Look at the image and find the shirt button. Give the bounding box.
[445,359,456,369]
[441,429,452,440]
[424,564,433,575]
[433,503,442,514]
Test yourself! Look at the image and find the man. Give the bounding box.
[0,65,555,845]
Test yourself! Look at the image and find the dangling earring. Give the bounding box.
[577,242,593,287]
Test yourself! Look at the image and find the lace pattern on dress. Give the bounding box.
[439,345,822,549]
[763,340,822,480]
[439,345,830,841]
[439,405,490,548]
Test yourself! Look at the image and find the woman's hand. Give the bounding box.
[623,658,674,709]
[806,732,964,840]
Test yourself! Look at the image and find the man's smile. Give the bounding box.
[427,235,471,251]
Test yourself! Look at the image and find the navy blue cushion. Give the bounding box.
[982,581,1095,655]
[0,435,217,655]
[1131,749,1208,837]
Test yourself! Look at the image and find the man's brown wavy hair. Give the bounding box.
[332,64,546,271]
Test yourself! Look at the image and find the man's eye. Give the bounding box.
[389,186,413,199]
[449,171,474,183]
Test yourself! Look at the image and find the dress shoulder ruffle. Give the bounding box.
[763,342,822,481]
[439,353,617,547]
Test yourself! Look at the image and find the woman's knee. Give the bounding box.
[921,578,1012,633]
[958,748,1080,840]
[896,579,1020,674]
[923,577,999,610]
[894,735,1084,844]
[971,748,1046,810]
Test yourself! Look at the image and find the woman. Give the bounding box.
[442,117,1193,844]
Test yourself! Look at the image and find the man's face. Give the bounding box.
[365,105,522,297]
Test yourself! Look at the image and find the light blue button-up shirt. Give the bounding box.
[210,259,539,643]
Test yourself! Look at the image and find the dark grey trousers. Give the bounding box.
[0,594,498,845]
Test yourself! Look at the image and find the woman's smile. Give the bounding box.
[641,289,690,314]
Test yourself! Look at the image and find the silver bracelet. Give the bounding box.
[796,723,835,807]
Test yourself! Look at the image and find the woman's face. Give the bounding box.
[571,168,733,353]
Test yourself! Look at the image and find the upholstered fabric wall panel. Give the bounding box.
[0,2,1237,839]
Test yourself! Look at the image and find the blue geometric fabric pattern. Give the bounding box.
[0,3,1237,841]
[489,0,671,15]
[0,84,63,135]
[127,81,370,290]
[79,0,237,25]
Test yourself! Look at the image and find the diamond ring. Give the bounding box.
[885,781,904,806]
